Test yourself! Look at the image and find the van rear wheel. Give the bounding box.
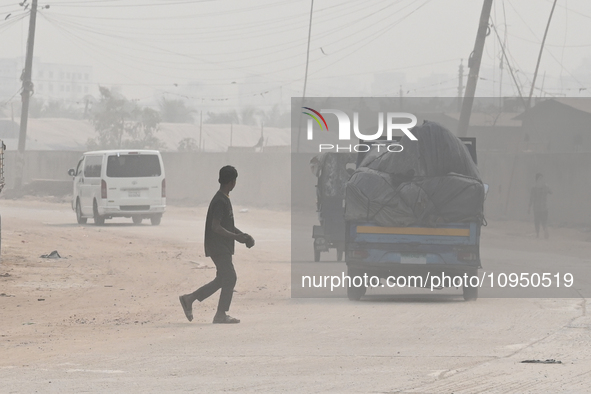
[132,216,143,225]
[150,215,162,226]
[76,199,87,224]
[93,201,105,226]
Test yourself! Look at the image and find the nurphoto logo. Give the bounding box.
[302,107,418,152]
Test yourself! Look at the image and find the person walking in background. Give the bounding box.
[179,165,254,324]
[528,173,552,239]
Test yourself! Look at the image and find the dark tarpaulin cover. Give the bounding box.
[359,121,480,178]
[345,122,484,226]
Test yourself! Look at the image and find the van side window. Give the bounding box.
[84,156,102,178]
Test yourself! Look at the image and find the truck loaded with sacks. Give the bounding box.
[344,121,486,301]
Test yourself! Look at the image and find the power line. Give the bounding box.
[38,0,422,88]
[39,12,294,103]
[528,0,558,107]
[42,0,397,62]
[305,0,433,80]
[1,88,23,107]
[506,0,588,94]
[46,0,286,10]
[490,21,526,105]
[543,0,591,20]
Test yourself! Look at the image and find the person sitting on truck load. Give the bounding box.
[528,173,552,239]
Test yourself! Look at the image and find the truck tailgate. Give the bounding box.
[347,222,480,267]
[351,223,478,245]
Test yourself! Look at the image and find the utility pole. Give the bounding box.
[296,0,314,153]
[15,0,38,189]
[260,122,264,152]
[528,0,557,108]
[199,110,203,151]
[457,60,464,112]
[499,50,504,108]
[458,0,493,137]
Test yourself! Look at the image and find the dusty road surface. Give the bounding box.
[1,197,590,393]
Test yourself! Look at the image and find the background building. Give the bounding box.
[0,57,94,104]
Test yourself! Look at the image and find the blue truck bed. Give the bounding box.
[345,221,481,300]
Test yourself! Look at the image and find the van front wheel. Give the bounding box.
[93,201,105,226]
[76,199,87,224]
[150,215,162,226]
[132,216,143,225]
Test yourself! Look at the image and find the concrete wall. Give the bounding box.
[159,152,290,207]
[3,150,591,226]
[3,151,291,207]
[478,151,591,226]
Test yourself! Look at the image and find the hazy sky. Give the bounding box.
[1,0,591,107]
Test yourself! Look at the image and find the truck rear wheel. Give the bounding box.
[347,268,366,301]
[463,284,478,301]
[336,246,344,262]
[313,241,320,262]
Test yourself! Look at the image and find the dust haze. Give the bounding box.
[1,1,591,393]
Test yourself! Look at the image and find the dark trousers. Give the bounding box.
[534,210,548,234]
[191,254,236,313]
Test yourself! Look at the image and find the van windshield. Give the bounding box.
[106,154,161,178]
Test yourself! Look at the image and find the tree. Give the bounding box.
[28,97,44,118]
[261,104,290,127]
[41,100,84,119]
[158,97,194,123]
[178,137,198,152]
[122,107,166,150]
[240,105,259,126]
[88,87,166,150]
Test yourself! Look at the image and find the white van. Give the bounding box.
[68,150,166,226]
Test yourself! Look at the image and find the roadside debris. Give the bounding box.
[40,250,61,259]
[188,260,213,269]
[0,293,14,297]
[0,273,10,277]
[521,359,562,364]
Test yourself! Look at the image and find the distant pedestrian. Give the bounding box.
[528,173,552,239]
[179,165,254,324]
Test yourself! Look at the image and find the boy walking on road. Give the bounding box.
[179,165,254,324]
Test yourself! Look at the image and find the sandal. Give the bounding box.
[213,314,240,324]
[179,295,193,322]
